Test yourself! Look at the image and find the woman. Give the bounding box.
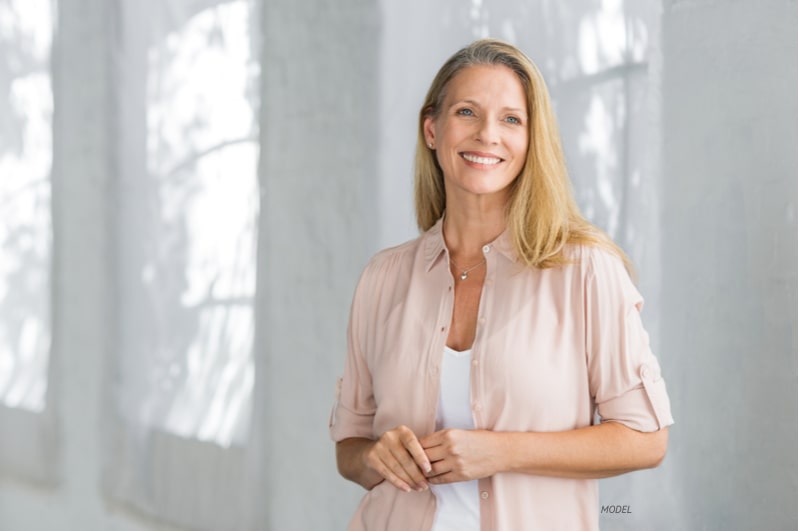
[330,38,673,531]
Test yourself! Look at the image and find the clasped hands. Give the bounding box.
[363,425,499,493]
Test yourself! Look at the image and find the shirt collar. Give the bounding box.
[422,216,518,273]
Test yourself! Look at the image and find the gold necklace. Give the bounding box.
[450,257,485,280]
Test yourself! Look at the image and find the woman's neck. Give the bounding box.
[442,203,506,261]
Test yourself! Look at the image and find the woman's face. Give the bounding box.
[424,64,529,204]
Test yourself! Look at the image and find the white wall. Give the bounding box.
[0,0,796,530]
[0,0,157,529]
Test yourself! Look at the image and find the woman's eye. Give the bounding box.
[457,108,474,116]
[505,116,521,124]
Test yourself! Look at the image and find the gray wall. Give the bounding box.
[251,0,380,528]
[661,0,797,529]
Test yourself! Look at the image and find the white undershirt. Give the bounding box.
[430,346,480,531]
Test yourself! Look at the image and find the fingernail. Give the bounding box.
[416,483,428,491]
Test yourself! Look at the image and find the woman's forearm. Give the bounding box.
[336,437,385,490]
[344,422,669,490]
[420,421,668,484]
[496,422,669,479]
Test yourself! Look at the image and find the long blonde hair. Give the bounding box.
[414,38,631,273]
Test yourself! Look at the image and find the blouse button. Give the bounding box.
[480,491,489,500]
[472,359,479,366]
[482,245,491,254]
[473,403,482,412]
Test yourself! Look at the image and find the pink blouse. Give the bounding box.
[330,218,674,531]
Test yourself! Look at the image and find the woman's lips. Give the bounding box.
[460,152,503,165]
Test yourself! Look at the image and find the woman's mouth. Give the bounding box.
[461,152,502,165]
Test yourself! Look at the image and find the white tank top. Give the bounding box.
[430,346,480,531]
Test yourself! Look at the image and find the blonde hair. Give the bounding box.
[414,38,632,273]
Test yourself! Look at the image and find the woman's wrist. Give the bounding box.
[358,440,386,490]
[489,430,531,476]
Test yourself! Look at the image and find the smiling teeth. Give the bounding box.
[462,153,501,165]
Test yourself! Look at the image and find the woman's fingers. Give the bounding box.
[366,450,415,492]
[365,426,431,492]
[421,442,446,464]
[424,445,458,482]
[398,427,433,475]
[420,429,498,484]
[388,445,428,490]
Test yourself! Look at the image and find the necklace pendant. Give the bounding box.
[460,272,468,280]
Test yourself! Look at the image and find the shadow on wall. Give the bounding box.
[0,0,53,413]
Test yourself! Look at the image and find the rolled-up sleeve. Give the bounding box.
[330,266,377,442]
[585,249,674,432]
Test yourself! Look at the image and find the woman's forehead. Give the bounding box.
[443,64,528,109]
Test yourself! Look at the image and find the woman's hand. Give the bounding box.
[362,425,433,493]
[419,429,501,484]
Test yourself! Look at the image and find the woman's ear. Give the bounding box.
[423,114,436,148]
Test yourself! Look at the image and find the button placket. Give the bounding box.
[427,264,455,433]
[472,250,491,431]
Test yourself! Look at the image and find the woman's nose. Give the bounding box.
[475,117,500,144]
